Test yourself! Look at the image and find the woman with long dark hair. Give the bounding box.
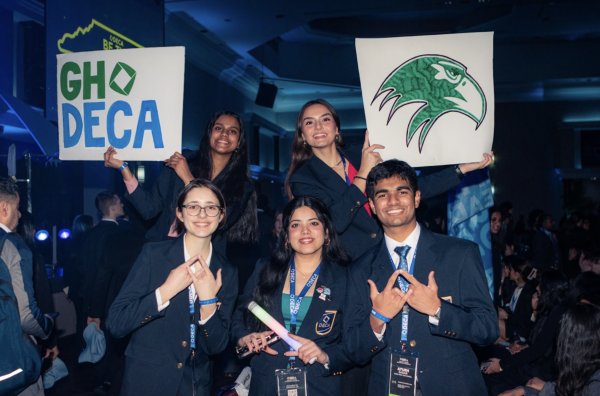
[104,110,258,256]
[107,179,238,396]
[231,196,353,395]
[485,270,570,395]
[499,302,600,396]
[285,99,493,259]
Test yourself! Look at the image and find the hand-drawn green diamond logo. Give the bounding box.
[371,55,487,152]
[109,62,136,96]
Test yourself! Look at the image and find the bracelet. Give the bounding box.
[371,308,391,323]
[119,162,129,172]
[455,165,465,179]
[354,175,367,181]
[199,298,218,305]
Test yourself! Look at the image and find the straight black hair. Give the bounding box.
[189,110,258,243]
[244,196,350,332]
[555,303,600,396]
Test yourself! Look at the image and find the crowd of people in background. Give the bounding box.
[2,100,600,396]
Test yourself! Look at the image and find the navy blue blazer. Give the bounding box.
[343,226,498,396]
[106,236,238,396]
[288,146,461,259]
[231,259,354,396]
[125,150,254,256]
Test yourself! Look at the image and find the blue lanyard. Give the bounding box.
[289,258,320,363]
[387,245,417,343]
[510,285,524,313]
[339,152,351,186]
[188,287,196,350]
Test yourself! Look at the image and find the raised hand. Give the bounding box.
[187,254,222,301]
[104,146,125,169]
[368,269,412,332]
[458,151,494,174]
[164,152,194,185]
[284,333,329,365]
[356,131,385,179]
[399,270,441,316]
[238,331,278,356]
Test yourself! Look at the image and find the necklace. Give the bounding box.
[296,268,310,278]
[330,158,343,168]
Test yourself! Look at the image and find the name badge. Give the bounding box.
[276,367,307,396]
[389,350,419,396]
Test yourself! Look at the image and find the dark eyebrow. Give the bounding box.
[214,122,238,130]
[290,218,319,222]
[303,113,332,122]
[374,188,389,196]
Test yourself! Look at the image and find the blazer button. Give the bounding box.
[444,330,449,335]
[371,233,377,238]
[351,208,354,212]
[452,332,457,337]
[356,201,361,205]
[177,363,183,369]
[410,340,417,347]
[182,341,187,347]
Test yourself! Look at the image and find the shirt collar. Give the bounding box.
[101,218,118,225]
[384,223,421,253]
[183,234,212,268]
[0,222,12,233]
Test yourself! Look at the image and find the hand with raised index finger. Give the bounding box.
[399,270,441,317]
[368,269,412,332]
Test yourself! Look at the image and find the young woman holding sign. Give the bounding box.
[107,179,238,396]
[104,110,258,256]
[231,196,354,396]
[285,99,493,260]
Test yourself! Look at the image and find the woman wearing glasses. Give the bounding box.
[107,179,238,396]
[104,110,258,257]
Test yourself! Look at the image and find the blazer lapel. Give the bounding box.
[370,241,395,290]
[412,226,439,284]
[298,260,334,338]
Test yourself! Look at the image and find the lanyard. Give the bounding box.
[387,245,417,343]
[339,152,351,186]
[510,285,524,313]
[289,258,320,364]
[188,286,196,350]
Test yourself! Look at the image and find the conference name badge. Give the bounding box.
[389,350,419,396]
[276,367,307,396]
[315,310,337,336]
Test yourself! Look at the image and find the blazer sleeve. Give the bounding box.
[196,264,239,356]
[341,262,388,366]
[230,259,267,344]
[289,173,368,234]
[428,243,499,345]
[417,167,461,200]
[106,245,164,338]
[126,165,175,221]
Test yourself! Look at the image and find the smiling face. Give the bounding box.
[369,176,421,236]
[490,211,502,234]
[176,186,224,240]
[209,114,240,155]
[287,206,327,258]
[300,104,339,149]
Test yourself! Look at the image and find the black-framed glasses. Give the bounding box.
[181,204,222,217]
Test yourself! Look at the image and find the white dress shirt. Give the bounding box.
[155,236,215,324]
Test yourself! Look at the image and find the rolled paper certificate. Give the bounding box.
[248,301,303,351]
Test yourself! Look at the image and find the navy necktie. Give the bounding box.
[394,245,411,291]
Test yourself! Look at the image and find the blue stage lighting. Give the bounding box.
[59,229,71,239]
[36,230,50,241]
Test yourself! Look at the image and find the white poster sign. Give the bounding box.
[57,46,185,160]
[356,32,494,167]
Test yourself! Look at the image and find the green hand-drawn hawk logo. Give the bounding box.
[371,55,487,152]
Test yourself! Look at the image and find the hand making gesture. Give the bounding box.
[398,270,441,317]
[368,269,412,333]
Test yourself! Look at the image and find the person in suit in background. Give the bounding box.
[531,214,560,271]
[343,160,498,396]
[81,191,125,394]
[0,177,53,396]
[285,99,493,261]
[231,196,354,396]
[107,179,238,396]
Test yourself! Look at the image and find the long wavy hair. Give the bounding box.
[244,196,350,332]
[284,99,346,199]
[188,110,258,243]
[555,303,600,396]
